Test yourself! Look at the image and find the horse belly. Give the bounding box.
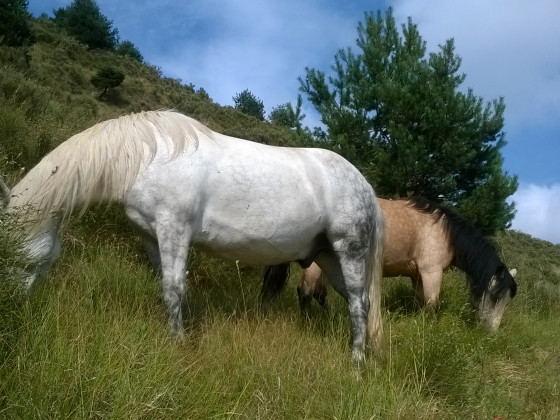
[126,139,360,266]
[382,235,418,277]
[193,238,315,266]
[193,200,326,266]
[383,260,418,278]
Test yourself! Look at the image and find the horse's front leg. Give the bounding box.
[417,266,443,311]
[141,234,162,275]
[156,222,191,338]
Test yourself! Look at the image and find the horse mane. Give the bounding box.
[404,197,510,300]
[9,110,211,232]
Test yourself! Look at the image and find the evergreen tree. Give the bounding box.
[116,40,143,62]
[0,0,32,46]
[269,95,305,131]
[91,65,124,97]
[299,9,517,233]
[233,89,265,121]
[53,0,118,50]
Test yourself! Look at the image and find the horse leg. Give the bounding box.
[313,270,328,308]
[142,235,161,275]
[24,218,62,289]
[297,263,328,313]
[418,267,443,311]
[410,275,425,306]
[315,252,369,365]
[156,223,191,338]
[296,270,313,313]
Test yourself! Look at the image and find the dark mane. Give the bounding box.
[404,197,515,300]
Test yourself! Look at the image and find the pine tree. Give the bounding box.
[53,0,118,50]
[91,65,124,97]
[299,9,517,233]
[269,95,305,131]
[233,89,265,121]
[0,0,33,47]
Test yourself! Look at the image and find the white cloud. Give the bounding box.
[392,0,560,130]
[139,0,359,114]
[510,184,560,244]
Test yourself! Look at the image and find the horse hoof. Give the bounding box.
[169,325,186,342]
[351,348,365,368]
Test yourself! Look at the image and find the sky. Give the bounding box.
[28,0,560,244]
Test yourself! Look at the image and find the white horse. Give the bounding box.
[3,110,384,363]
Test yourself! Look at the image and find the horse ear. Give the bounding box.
[509,268,517,278]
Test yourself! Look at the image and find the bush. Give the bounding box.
[91,65,124,97]
[116,40,143,63]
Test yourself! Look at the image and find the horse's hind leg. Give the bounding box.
[296,278,313,313]
[316,252,369,364]
[297,263,328,312]
[313,275,328,308]
[156,222,191,338]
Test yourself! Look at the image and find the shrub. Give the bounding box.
[91,65,125,97]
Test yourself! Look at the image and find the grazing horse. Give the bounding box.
[3,110,384,363]
[267,197,517,332]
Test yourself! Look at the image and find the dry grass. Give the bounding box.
[1,220,559,418]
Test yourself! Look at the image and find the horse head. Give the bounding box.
[19,215,63,289]
[2,174,62,289]
[476,265,517,332]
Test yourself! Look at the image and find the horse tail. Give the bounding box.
[261,263,290,299]
[366,196,385,351]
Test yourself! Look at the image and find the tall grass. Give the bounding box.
[0,208,27,374]
[0,18,558,419]
[1,219,558,418]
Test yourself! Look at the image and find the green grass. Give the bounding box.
[1,17,559,419]
[1,221,559,418]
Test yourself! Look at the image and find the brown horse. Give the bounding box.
[265,197,517,332]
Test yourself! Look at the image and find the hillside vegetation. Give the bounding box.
[0,18,303,182]
[1,15,559,419]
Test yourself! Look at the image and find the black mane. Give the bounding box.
[404,197,516,300]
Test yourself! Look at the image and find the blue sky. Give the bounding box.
[28,0,560,243]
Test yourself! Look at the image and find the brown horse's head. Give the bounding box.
[475,266,517,332]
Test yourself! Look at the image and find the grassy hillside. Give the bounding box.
[1,17,559,419]
[1,217,558,418]
[0,18,303,183]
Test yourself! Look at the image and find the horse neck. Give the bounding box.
[451,240,501,300]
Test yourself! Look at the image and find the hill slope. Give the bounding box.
[0,18,302,184]
[0,15,559,419]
